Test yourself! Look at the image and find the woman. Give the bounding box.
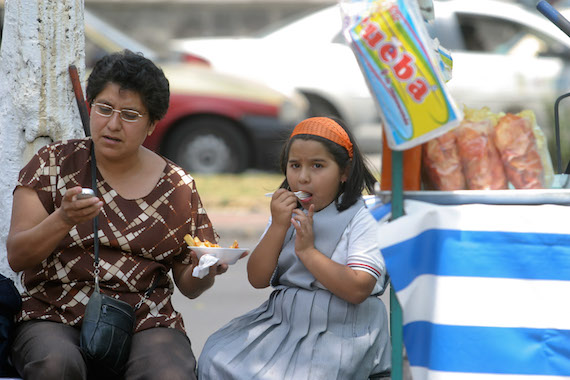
[7,50,226,379]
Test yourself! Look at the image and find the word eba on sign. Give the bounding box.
[361,19,429,102]
[347,3,461,150]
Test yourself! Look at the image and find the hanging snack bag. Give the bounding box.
[422,130,466,190]
[340,0,462,151]
[493,112,550,189]
[455,107,507,190]
[521,110,554,188]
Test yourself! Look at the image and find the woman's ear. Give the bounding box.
[147,121,157,136]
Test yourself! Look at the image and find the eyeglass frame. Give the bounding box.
[91,102,146,123]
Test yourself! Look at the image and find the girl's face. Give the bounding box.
[286,139,349,211]
[90,82,156,161]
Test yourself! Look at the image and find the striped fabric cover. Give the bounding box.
[369,199,570,380]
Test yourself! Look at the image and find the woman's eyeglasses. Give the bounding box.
[92,103,145,122]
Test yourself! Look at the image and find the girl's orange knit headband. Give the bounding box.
[290,117,353,158]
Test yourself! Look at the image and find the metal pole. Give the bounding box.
[390,149,404,380]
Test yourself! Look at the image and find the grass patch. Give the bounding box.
[191,155,382,213]
[193,172,284,212]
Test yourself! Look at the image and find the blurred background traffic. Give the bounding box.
[1,0,569,174]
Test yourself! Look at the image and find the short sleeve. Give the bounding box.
[16,144,57,214]
[345,207,387,294]
[171,168,218,265]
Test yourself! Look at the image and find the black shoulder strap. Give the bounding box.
[91,145,100,290]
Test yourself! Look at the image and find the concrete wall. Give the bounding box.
[0,1,86,283]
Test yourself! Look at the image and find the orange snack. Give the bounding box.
[493,113,545,189]
[184,234,197,247]
[422,130,466,190]
[184,234,239,248]
[455,119,507,190]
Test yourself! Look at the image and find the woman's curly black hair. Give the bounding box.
[86,50,170,124]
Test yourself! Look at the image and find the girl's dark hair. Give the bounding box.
[278,117,377,211]
[86,50,170,124]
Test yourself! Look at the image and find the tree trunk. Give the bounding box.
[0,1,86,284]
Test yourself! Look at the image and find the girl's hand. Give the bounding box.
[292,204,315,256]
[58,186,103,227]
[270,189,298,228]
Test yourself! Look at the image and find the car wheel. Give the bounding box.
[163,117,249,174]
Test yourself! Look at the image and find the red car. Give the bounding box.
[85,10,308,173]
[143,63,307,173]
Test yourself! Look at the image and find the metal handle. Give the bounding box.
[554,92,569,174]
[537,1,570,38]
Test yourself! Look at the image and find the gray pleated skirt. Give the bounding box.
[197,287,391,380]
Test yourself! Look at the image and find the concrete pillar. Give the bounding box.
[0,1,86,283]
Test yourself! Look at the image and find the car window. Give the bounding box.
[455,14,520,52]
[427,19,466,51]
[453,13,570,58]
[332,31,345,44]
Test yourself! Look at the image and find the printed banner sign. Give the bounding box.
[370,199,570,379]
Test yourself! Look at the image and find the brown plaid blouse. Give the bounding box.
[16,138,218,333]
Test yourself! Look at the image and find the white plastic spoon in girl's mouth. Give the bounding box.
[264,191,311,200]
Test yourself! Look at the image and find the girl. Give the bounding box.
[198,117,391,379]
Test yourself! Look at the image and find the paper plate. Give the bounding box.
[189,247,249,265]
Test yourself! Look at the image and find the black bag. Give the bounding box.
[0,273,22,377]
[79,145,135,376]
[80,287,135,376]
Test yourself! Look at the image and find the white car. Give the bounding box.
[172,0,570,162]
[171,5,383,153]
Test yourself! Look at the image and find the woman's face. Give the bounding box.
[286,139,348,212]
[90,82,156,161]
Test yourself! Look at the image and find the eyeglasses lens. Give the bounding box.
[94,103,141,122]
[121,111,140,121]
[96,104,113,116]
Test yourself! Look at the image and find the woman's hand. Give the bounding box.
[172,252,229,299]
[58,186,103,227]
[189,251,229,277]
[7,186,103,272]
[269,189,298,228]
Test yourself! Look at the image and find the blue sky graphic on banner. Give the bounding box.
[370,199,570,380]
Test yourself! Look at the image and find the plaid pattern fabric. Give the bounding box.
[16,139,217,333]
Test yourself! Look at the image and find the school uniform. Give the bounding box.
[198,198,391,379]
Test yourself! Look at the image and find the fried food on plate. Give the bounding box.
[184,234,239,248]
